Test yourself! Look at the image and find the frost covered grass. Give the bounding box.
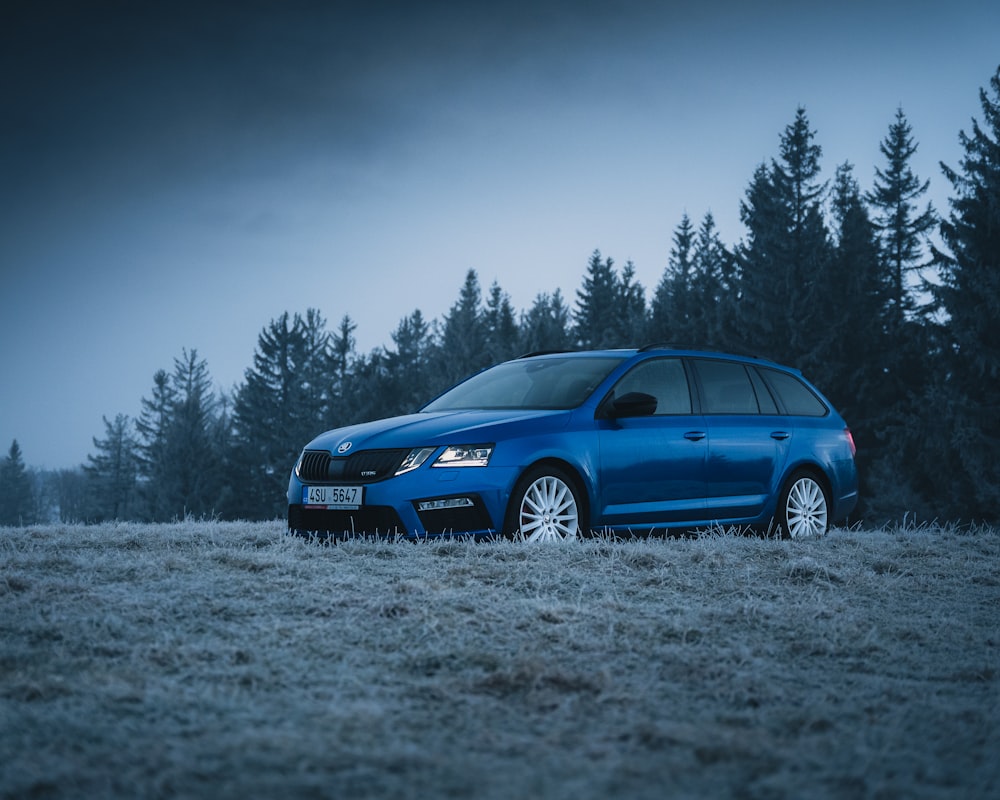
[1,522,998,799]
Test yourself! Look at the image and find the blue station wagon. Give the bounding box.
[288,348,858,540]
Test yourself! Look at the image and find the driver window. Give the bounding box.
[612,358,692,415]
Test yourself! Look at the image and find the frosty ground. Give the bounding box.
[1,521,998,799]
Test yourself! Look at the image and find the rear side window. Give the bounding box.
[692,360,760,414]
[759,368,828,417]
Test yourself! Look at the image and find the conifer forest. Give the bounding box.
[4,66,1000,528]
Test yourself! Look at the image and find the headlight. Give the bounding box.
[432,444,494,468]
[395,447,437,476]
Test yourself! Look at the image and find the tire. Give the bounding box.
[777,470,830,539]
[504,466,585,541]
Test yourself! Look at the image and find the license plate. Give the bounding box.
[303,485,364,508]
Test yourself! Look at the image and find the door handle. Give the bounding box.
[771,431,790,440]
[684,431,707,441]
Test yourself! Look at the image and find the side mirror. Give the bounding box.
[609,391,658,418]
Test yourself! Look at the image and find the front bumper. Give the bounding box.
[286,465,520,538]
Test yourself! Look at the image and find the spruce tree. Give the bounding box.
[161,349,222,520]
[831,165,892,383]
[135,369,176,521]
[864,111,939,516]
[519,290,572,353]
[348,349,400,422]
[84,414,139,521]
[649,214,695,342]
[573,250,620,348]
[233,311,333,519]
[0,440,35,526]
[691,212,736,347]
[614,261,647,345]
[926,66,1000,521]
[212,391,236,519]
[736,109,832,364]
[329,314,357,420]
[735,164,784,352]
[823,162,911,523]
[483,281,519,363]
[867,108,938,328]
[437,269,489,385]
[384,309,439,412]
[650,214,695,344]
[56,468,90,524]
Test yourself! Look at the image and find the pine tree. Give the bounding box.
[56,468,90,523]
[736,109,832,363]
[831,164,893,385]
[0,440,35,526]
[84,414,139,521]
[384,309,440,412]
[233,312,333,519]
[867,108,938,329]
[518,290,572,353]
[161,349,222,520]
[651,213,734,348]
[925,65,1000,521]
[574,250,620,348]
[820,162,913,523]
[437,269,489,385]
[134,350,222,521]
[650,214,695,344]
[329,314,356,419]
[135,369,176,521]
[934,67,1000,384]
[691,212,735,347]
[212,391,236,519]
[483,281,519,363]
[614,260,647,345]
[348,349,399,422]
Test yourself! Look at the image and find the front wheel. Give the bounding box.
[504,466,585,541]
[778,471,829,539]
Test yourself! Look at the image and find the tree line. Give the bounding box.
[4,66,999,527]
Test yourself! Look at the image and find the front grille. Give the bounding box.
[298,451,333,482]
[297,449,409,484]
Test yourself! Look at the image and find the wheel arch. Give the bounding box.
[508,457,592,530]
[779,460,832,501]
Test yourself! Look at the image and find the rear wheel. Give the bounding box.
[504,466,585,541]
[778,471,829,538]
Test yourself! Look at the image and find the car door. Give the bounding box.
[596,358,708,526]
[690,359,790,521]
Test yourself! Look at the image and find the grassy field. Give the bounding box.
[1,521,998,799]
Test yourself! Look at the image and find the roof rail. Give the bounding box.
[638,342,768,360]
[638,342,713,353]
[516,349,575,359]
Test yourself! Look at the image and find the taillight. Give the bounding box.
[845,428,856,458]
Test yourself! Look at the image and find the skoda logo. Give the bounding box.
[337,441,353,454]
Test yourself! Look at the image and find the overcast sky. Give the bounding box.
[2,1,998,470]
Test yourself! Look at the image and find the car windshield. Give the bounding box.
[422,355,627,411]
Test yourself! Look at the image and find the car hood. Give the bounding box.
[303,409,572,453]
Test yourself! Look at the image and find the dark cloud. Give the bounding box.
[2,1,666,180]
[0,0,685,250]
